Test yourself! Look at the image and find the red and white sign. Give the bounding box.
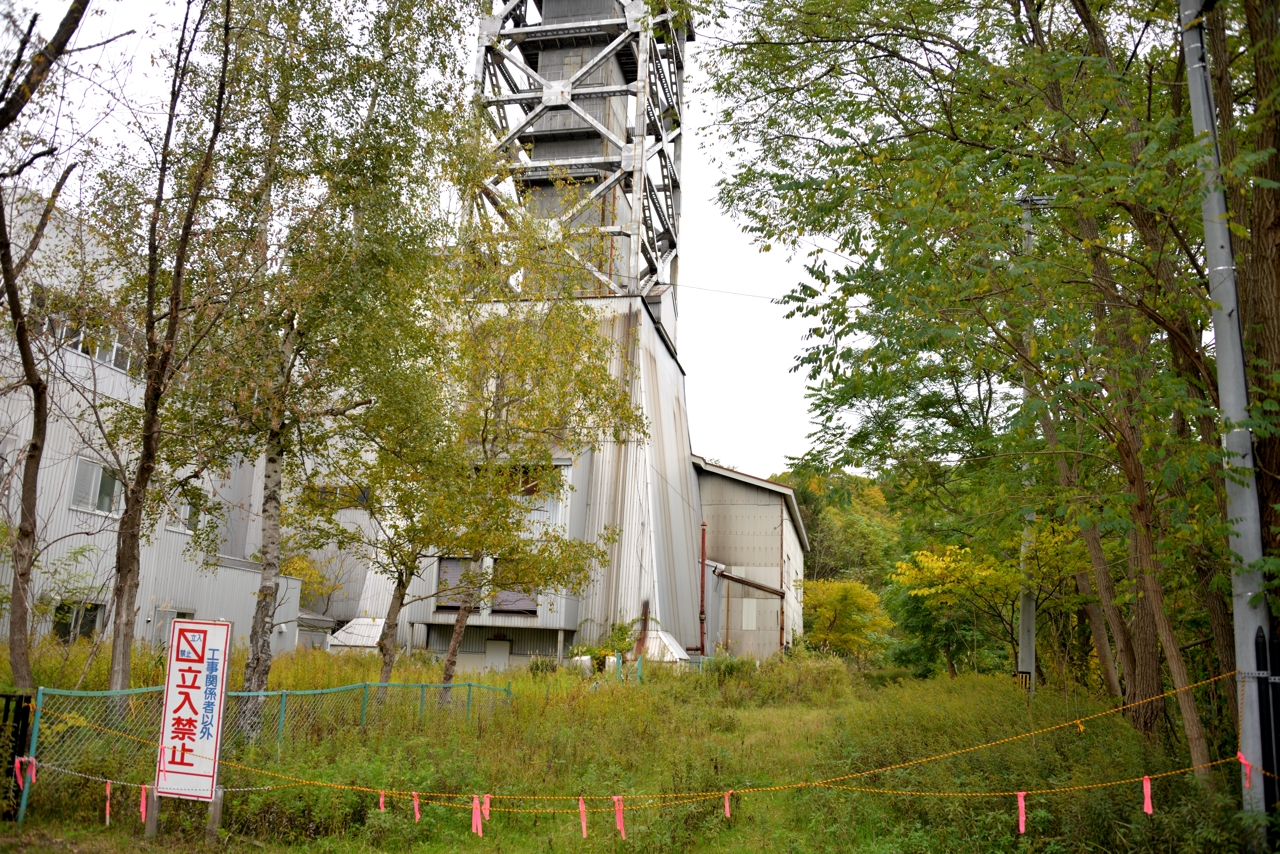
[155,619,230,801]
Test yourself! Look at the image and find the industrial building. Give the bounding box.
[0,0,806,672]
[0,335,302,654]
[328,0,808,667]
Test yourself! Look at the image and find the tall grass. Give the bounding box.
[8,645,1253,852]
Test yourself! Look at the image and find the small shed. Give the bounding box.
[328,617,383,651]
[297,611,336,651]
[691,456,808,659]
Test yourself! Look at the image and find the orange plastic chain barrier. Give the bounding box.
[26,668,1240,815]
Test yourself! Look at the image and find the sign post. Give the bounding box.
[155,620,231,803]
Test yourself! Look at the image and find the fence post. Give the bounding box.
[145,786,159,838]
[638,654,643,684]
[419,683,426,723]
[506,680,512,709]
[276,692,287,761]
[16,687,43,824]
[361,683,370,730]
[205,785,224,845]
[616,652,623,681]
[466,683,472,719]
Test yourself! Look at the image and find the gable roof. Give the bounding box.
[690,455,809,551]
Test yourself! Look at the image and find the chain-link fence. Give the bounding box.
[17,680,512,820]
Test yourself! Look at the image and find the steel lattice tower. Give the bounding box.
[475,0,687,328]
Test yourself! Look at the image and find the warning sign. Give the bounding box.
[155,619,230,801]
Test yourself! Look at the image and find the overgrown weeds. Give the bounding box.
[7,644,1254,852]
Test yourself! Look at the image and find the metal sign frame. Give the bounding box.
[155,619,231,802]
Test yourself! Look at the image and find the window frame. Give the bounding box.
[70,457,126,517]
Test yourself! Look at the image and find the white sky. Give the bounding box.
[676,50,815,479]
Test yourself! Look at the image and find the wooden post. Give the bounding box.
[144,788,159,839]
[205,787,224,845]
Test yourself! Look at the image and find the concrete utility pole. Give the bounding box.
[1179,0,1270,819]
[1016,194,1052,695]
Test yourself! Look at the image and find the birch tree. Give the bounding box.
[316,198,644,686]
[161,0,468,693]
[0,0,95,690]
[89,0,236,691]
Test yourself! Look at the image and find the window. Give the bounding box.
[153,609,195,647]
[490,560,538,615]
[53,602,103,642]
[71,458,125,515]
[169,500,200,532]
[435,558,466,611]
[492,587,538,615]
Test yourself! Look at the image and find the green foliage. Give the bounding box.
[571,621,637,671]
[801,580,892,664]
[775,468,901,584]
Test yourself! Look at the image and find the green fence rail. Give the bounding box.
[15,680,513,823]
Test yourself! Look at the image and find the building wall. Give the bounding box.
[574,297,702,653]
[697,469,805,658]
[0,344,300,656]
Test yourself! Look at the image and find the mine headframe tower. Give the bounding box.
[475,0,688,309]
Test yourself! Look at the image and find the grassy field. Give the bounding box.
[0,647,1253,853]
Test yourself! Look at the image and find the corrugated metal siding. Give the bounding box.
[0,346,299,655]
[698,469,808,657]
[575,298,702,653]
[424,625,571,657]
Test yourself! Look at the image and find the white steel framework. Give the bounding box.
[475,0,687,299]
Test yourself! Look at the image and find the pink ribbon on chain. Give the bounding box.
[579,797,587,838]
[140,785,147,824]
[725,790,733,818]
[1016,792,1026,834]
[379,791,385,812]
[483,793,491,821]
[13,757,34,790]
[413,792,420,823]
[1142,776,1152,815]
[472,796,483,836]
[613,795,626,839]
[1239,751,1253,788]
[105,781,111,826]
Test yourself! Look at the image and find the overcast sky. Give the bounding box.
[676,49,816,479]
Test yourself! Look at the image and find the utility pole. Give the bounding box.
[1179,0,1270,820]
[1016,194,1052,695]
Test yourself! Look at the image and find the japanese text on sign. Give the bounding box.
[155,620,230,801]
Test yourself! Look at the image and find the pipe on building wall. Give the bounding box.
[770,498,785,650]
[699,521,707,655]
[716,568,785,598]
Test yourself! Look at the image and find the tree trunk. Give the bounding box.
[1117,423,1213,778]
[377,569,410,684]
[944,641,957,678]
[1239,0,1280,563]
[108,491,148,690]
[1189,555,1238,726]
[1035,407,1126,699]
[106,3,232,692]
[1073,572,1122,698]
[439,586,477,707]
[244,428,285,692]
[1141,565,1215,782]
[0,208,47,692]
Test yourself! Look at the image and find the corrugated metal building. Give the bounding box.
[0,342,301,655]
[324,0,810,669]
[693,457,808,658]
